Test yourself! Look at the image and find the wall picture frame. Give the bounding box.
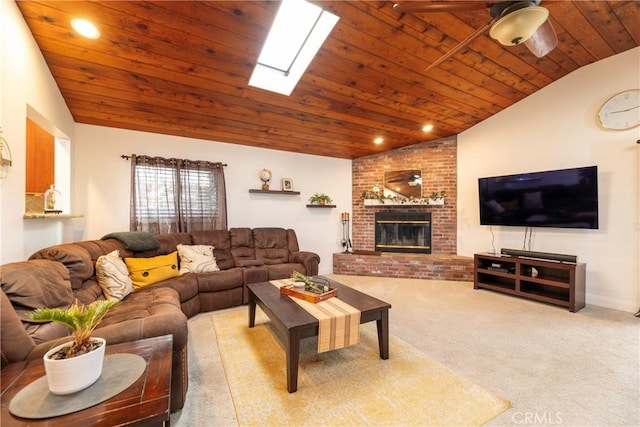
[281,178,293,191]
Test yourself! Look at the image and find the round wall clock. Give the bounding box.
[597,89,640,131]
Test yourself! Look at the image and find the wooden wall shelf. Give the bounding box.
[306,204,336,208]
[249,189,300,195]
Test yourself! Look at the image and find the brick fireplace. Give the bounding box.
[333,136,474,281]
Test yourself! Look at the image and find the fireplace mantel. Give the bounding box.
[363,198,445,206]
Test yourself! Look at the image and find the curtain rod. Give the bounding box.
[121,154,227,167]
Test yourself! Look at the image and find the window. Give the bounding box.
[248,0,339,95]
[130,155,227,233]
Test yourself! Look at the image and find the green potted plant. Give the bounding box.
[427,190,447,205]
[308,192,333,205]
[27,299,118,394]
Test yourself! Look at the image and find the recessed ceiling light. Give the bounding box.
[422,124,434,132]
[373,137,384,144]
[71,18,100,39]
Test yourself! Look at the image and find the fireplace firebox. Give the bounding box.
[375,212,432,254]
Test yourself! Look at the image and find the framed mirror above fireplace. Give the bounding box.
[383,169,421,199]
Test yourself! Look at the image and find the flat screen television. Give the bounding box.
[478,166,599,229]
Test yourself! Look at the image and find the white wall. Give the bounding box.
[458,47,640,312]
[73,124,352,274]
[0,0,76,262]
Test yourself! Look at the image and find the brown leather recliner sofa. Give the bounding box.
[0,227,319,412]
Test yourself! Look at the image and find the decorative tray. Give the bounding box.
[280,285,337,303]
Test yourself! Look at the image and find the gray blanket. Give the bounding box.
[101,231,160,252]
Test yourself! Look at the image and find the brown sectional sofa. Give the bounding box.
[0,227,319,411]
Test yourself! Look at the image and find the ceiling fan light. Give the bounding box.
[489,6,548,46]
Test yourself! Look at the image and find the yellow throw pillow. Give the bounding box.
[125,252,179,290]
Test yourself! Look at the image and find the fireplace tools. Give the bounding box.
[340,212,352,253]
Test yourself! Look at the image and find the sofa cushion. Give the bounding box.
[253,228,290,265]
[229,228,256,265]
[96,250,133,300]
[1,289,36,367]
[97,287,187,350]
[196,268,243,293]
[73,278,108,306]
[29,244,93,289]
[191,230,235,270]
[266,263,306,280]
[125,252,179,290]
[129,233,192,259]
[1,260,74,310]
[177,244,219,275]
[0,259,74,344]
[74,239,130,261]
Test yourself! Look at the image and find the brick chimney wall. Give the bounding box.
[352,136,458,254]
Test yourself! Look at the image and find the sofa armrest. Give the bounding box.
[26,309,188,360]
[290,251,320,276]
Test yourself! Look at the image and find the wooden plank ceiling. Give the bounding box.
[17,1,640,159]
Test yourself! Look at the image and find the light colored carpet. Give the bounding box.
[171,275,639,427]
[210,308,509,427]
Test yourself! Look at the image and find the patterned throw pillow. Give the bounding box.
[177,244,220,275]
[96,250,133,300]
[125,251,179,290]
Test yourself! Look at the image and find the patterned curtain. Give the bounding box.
[129,155,227,233]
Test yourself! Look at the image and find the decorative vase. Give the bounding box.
[43,184,61,212]
[43,337,106,395]
[318,200,326,206]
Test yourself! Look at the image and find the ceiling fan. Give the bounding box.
[393,1,558,71]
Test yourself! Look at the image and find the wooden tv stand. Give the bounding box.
[474,253,585,312]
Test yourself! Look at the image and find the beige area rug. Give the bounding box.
[211,308,509,426]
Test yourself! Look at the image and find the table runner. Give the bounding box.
[270,279,360,353]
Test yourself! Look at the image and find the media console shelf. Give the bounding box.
[474,253,585,312]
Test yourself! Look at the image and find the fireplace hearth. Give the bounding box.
[375,212,431,254]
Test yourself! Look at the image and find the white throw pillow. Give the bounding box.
[96,250,133,300]
[177,244,219,275]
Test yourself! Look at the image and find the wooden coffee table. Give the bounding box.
[1,335,172,427]
[248,278,391,393]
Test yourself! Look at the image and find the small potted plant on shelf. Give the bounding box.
[27,299,118,394]
[308,192,333,205]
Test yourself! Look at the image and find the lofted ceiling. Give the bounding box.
[16,1,640,159]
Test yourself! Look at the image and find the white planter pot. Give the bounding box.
[43,337,106,395]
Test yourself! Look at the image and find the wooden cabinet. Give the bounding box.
[474,253,585,312]
[25,118,54,193]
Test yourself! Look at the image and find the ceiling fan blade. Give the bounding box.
[393,2,493,13]
[523,18,557,58]
[425,20,494,71]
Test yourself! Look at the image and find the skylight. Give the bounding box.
[248,0,339,96]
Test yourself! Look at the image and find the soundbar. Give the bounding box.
[500,248,577,263]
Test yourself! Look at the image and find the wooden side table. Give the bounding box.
[1,335,173,427]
